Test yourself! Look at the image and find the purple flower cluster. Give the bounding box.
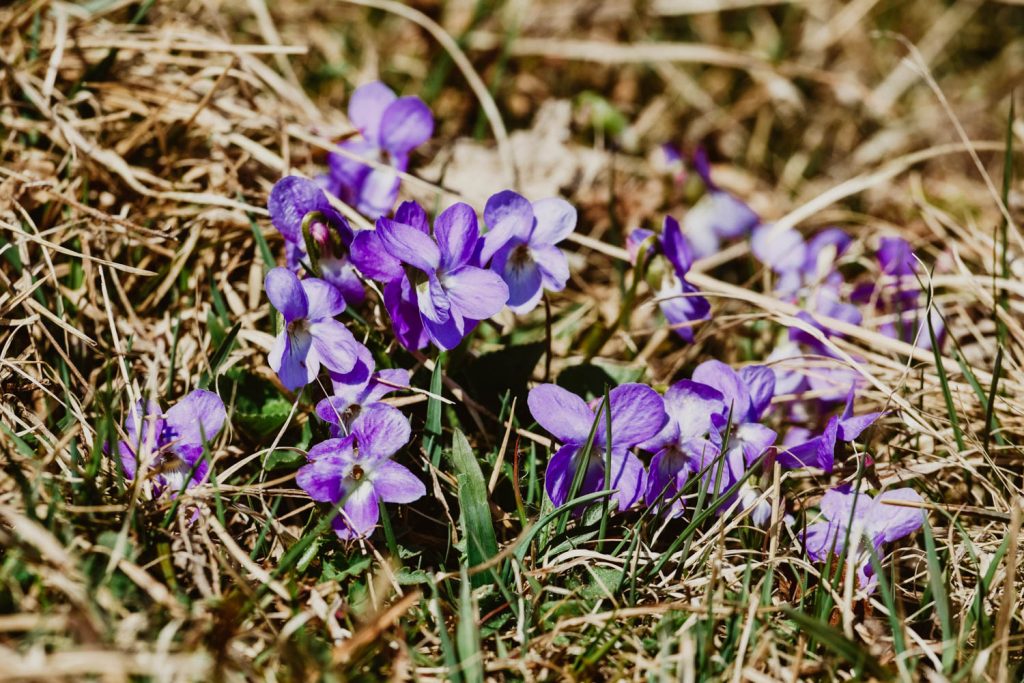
[117,389,226,497]
[324,81,434,219]
[628,216,710,341]
[803,485,924,592]
[527,361,778,525]
[681,149,760,259]
[297,404,422,539]
[107,80,931,591]
[375,201,509,350]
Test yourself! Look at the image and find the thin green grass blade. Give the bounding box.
[426,353,445,467]
[921,519,955,673]
[456,566,484,683]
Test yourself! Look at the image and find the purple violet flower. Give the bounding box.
[316,344,410,437]
[688,361,778,522]
[752,225,852,301]
[803,484,925,592]
[377,201,509,350]
[265,267,363,391]
[852,237,944,350]
[657,143,687,184]
[268,175,366,306]
[327,81,434,219]
[628,216,710,341]
[479,190,577,314]
[682,149,760,259]
[776,387,884,472]
[640,379,725,517]
[297,404,423,539]
[117,389,226,495]
[692,360,778,474]
[528,383,667,512]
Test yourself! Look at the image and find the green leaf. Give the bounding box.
[265,448,305,471]
[449,429,499,587]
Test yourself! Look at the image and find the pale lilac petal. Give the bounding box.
[265,267,308,322]
[417,275,451,325]
[663,380,725,443]
[434,202,480,271]
[423,313,467,351]
[815,416,839,472]
[661,215,694,276]
[870,488,924,543]
[692,360,751,423]
[607,448,646,511]
[821,485,872,524]
[774,435,824,470]
[528,384,595,444]
[351,404,411,461]
[738,487,772,527]
[803,521,841,562]
[328,140,375,198]
[645,448,692,515]
[163,390,226,453]
[597,383,667,449]
[118,442,138,480]
[708,191,760,239]
[444,267,509,320]
[739,365,775,420]
[124,399,163,456]
[337,484,380,538]
[681,198,722,259]
[837,389,884,441]
[348,81,397,146]
[297,441,352,501]
[394,201,430,233]
[857,555,879,594]
[531,244,570,293]
[361,368,410,404]
[372,460,426,503]
[544,444,585,507]
[493,248,542,313]
[384,276,429,351]
[878,237,916,277]
[752,224,806,273]
[658,280,710,342]
[319,257,365,307]
[626,228,656,264]
[328,344,373,398]
[766,342,806,396]
[268,176,325,243]
[481,190,533,263]
[733,422,777,466]
[270,330,318,391]
[351,229,404,282]
[301,278,346,321]
[380,96,434,154]
[530,197,576,246]
[309,320,360,375]
[377,217,441,272]
[803,228,851,277]
[315,397,349,430]
[357,167,401,220]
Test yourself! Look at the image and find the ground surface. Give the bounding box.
[1,0,1024,681]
